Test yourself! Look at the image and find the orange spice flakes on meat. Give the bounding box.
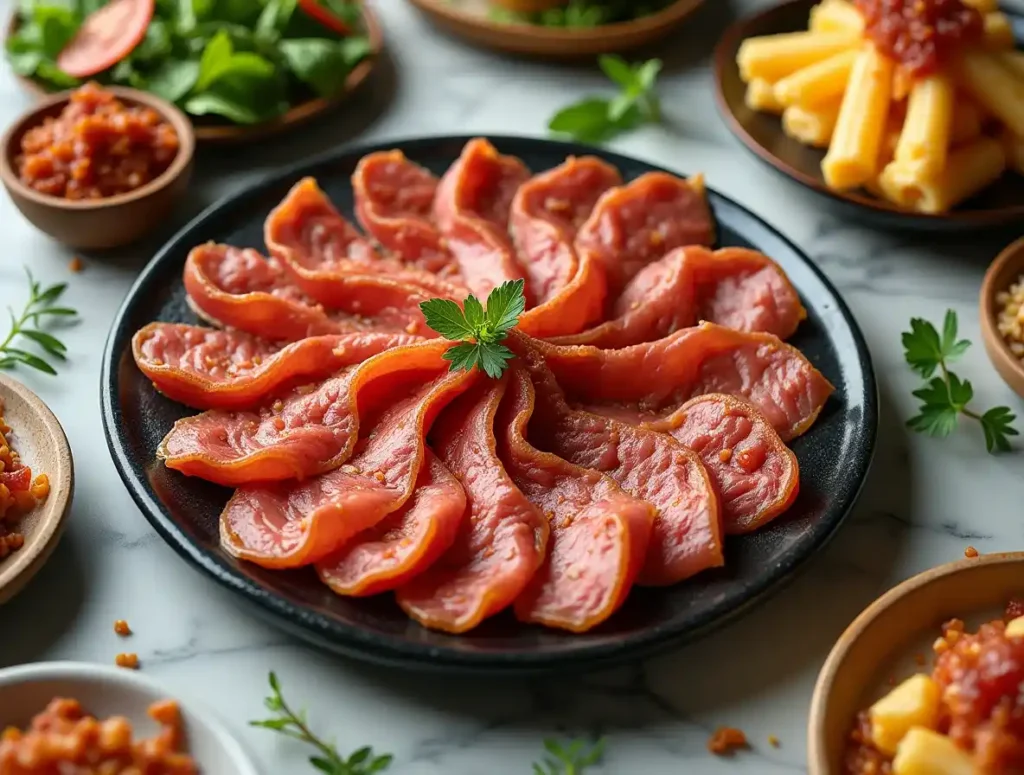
[114,619,132,636]
[708,726,749,755]
[115,653,140,669]
[0,697,198,774]
[17,82,179,201]
[0,400,50,560]
[965,545,980,558]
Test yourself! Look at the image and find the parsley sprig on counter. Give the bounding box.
[0,269,77,376]
[533,737,606,775]
[902,310,1018,454]
[548,55,663,144]
[420,279,526,379]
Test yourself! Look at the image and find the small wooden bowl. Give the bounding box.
[405,0,706,58]
[808,552,1024,775]
[0,86,195,250]
[980,236,1024,398]
[0,373,74,605]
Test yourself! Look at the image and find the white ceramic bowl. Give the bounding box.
[0,662,260,774]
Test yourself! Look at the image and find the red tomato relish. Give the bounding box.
[17,82,179,200]
[854,0,984,77]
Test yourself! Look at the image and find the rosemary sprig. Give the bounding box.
[0,268,77,376]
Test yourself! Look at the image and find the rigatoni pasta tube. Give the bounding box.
[823,45,894,190]
[957,50,1024,137]
[963,0,998,11]
[746,79,784,114]
[783,102,841,147]
[737,31,859,83]
[774,49,857,108]
[887,137,1006,214]
[894,74,955,178]
[983,13,1015,51]
[809,0,864,34]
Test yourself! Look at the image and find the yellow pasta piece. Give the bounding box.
[1002,128,1024,176]
[998,51,1024,80]
[964,0,999,14]
[809,0,864,34]
[983,13,1015,51]
[892,67,913,102]
[783,102,842,147]
[958,50,1024,137]
[737,30,860,84]
[774,49,857,108]
[823,45,895,190]
[885,137,1006,213]
[746,78,784,114]
[950,102,983,146]
[894,74,955,178]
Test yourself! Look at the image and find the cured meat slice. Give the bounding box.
[512,157,617,339]
[538,323,834,442]
[510,334,722,586]
[315,452,467,597]
[133,324,417,411]
[220,359,479,569]
[160,341,454,487]
[265,177,464,300]
[352,151,453,274]
[396,379,547,633]
[500,367,655,633]
[433,138,531,301]
[576,172,715,296]
[655,394,799,535]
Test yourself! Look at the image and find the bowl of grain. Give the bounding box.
[980,237,1024,399]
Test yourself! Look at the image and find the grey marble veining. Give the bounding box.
[1,1,1022,772]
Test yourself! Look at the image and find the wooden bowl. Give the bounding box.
[980,236,1024,398]
[712,0,1024,231]
[0,86,195,250]
[807,552,1024,775]
[405,0,706,58]
[6,7,384,146]
[0,373,74,605]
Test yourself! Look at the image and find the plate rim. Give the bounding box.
[711,0,1024,229]
[100,133,879,673]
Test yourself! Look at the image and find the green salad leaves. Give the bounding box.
[6,0,371,124]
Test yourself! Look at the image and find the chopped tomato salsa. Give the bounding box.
[17,82,179,200]
[0,402,49,559]
[854,0,983,77]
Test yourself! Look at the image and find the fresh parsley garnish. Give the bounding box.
[0,268,77,376]
[251,673,394,775]
[533,737,606,775]
[547,55,662,144]
[419,279,526,379]
[902,310,1019,454]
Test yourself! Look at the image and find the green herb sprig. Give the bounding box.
[547,55,662,144]
[0,269,77,376]
[489,0,674,28]
[902,310,1018,454]
[419,279,526,379]
[251,673,394,775]
[533,737,606,775]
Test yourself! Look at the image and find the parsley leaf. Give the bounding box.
[420,280,526,379]
[902,310,1018,454]
[533,737,606,775]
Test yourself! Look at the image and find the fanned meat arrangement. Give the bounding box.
[133,138,836,634]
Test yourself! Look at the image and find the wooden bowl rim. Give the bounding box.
[0,85,196,211]
[405,0,706,43]
[711,0,1024,227]
[979,236,1024,397]
[0,373,74,605]
[807,551,1024,774]
[4,5,384,145]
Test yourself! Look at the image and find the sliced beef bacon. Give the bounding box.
[397,379,548,633]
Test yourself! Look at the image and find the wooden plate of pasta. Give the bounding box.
[713,0,1024,230]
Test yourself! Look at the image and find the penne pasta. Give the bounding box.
[809,0,864,34]
[823,45,895,190]
[774,49,858,108]
[982,13,1015,51]
[894,74,955,178]
[1003,129,1024,176]
[999,51,1024,81]
[737,30,860,83]
[963,0,999,13]
[884,137,1006,213]
[746,78,785,114]
[950,101,983,146]
[783,102,842,147]
[957,50,1024,137]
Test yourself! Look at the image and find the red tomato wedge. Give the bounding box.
[298,0,354,35]
[57,0,155,79]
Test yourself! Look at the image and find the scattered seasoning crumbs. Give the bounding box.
[965,546,979,558]
[708,727,748,755]
[115,653,139,669]
[114,619,132,636]
[768,734,780,748]
[68,257,83,272]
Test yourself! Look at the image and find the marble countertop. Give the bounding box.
[1,1,1022,772]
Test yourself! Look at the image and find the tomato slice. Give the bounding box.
[57,0,155,79]
[298,0,354,36]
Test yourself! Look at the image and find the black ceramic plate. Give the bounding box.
[101,135,877,674]
[713,0,1024,231]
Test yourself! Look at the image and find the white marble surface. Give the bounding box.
[1,1,1022,772]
